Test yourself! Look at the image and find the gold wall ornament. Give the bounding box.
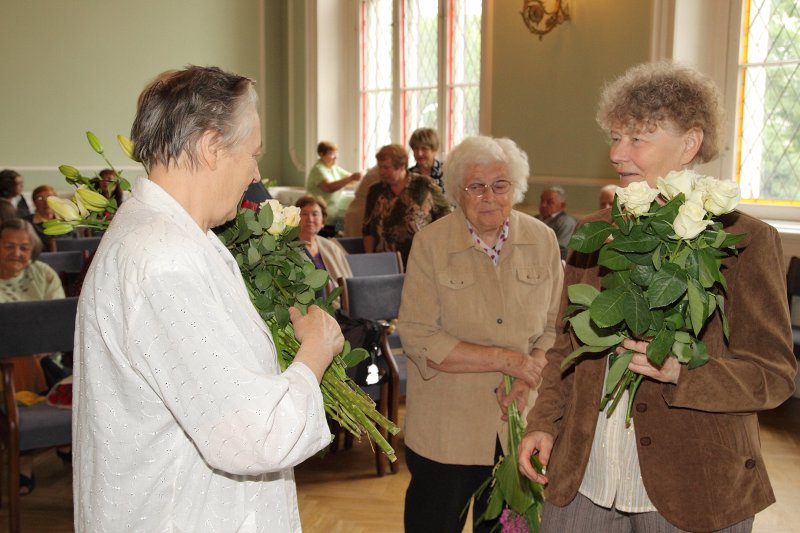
[520,0,571,40]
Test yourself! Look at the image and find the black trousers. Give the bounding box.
[403,443,501,533]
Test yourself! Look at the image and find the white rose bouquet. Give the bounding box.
[563,171,744,425]
[46,133,401,461]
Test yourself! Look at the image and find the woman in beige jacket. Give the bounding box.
[398,136,564,533]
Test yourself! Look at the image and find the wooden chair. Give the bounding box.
[346,251,403,277]
[339,274,406,475]
[0,298,76,533]
[336,237,365,254]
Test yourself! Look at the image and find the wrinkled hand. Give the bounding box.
[496,378,531,421]
[290,305,344,382]
[619,338,681,385]
[513,349,547,388]
[518,431,552,485]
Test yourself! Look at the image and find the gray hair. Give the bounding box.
[131,65,258,171]
[0,218,43,261]
[543,185,567,202]
[443,136,529,206]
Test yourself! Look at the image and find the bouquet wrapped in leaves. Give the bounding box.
[475,375,545,532]
[563,171,743,425]
[46,132,400,461]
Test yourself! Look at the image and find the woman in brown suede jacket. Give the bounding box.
[519,62,797,533]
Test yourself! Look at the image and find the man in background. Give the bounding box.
[535,185,576,260]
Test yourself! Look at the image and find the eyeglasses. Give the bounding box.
[463,180,513,198]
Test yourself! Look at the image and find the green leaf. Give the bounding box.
[568,221,613,253]
[275,306,290,328]
[687,277,707,337]
[649,217,674,239]
[672,339,692,363]
[697,248,722,288]
[674,331,692,343]
[259,233,277,253]
[246,219,263,235]
[646,328,674,365]
[560,344,612,370]
[598,247,632,271]
[601,271,629,290]
[589,286,626,328]
[623,285,651,336]
[646,263,688,308]
[608,225,661,253]
[606,350,633,395]
[257,203,274,229]
[716,293,730,340]
[304,269,330,290]
[247,245,261,267]
[567,284,599,307]
[629,264,655,288]
[568,310,625,347]
[626,251,656,266]
[688,340,710,369]
[296,289,315,305]
[672,246,692,270]
[254,269,272,290]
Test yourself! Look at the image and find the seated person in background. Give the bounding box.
[408,128,444,192]
[0,171,22,222]
[598,183,617,209]
[0,218,70,495]
[99,169,126,206]
[362,144,451,266]
[535,185,577,260]
[28,185,76,249]
[342,165,379,237]
[306,141,362,235]
[0,169,30,219]
[296,195,352,307]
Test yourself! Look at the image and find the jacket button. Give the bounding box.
[745,459,756,469]
[636,403,647,413]
[639,437,651,446]
[497,318,503,324]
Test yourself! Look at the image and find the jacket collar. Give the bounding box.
[445,207,539,254]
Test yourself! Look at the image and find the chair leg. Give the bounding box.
[7,447,21,533]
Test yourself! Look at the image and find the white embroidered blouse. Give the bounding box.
[73,178,330,532]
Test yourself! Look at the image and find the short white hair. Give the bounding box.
[443,136,529,207]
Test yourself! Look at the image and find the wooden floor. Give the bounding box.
[2,398,799,533]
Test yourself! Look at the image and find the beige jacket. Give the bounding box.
[315,237,353,308]
[398,208,563,465]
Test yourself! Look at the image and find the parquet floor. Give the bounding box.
[1,398,798,533]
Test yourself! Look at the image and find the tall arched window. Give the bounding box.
[360,0,482,168]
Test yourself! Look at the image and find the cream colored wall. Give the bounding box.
[0,0,269,191]
[485,0,653,215]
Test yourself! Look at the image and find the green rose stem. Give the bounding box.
[269,317,399,462]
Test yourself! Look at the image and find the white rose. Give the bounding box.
[696,177,740,216]
[283,205,301,228]
[656,170,700,200]
[673,198,712,240]
[616,181,659,216]
[261,199,287,235]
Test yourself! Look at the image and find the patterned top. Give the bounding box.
[362,173,451,266]
[466,218,510,266]
[0,261,64,302]
[73,177,330,532]
[409,158,444,192]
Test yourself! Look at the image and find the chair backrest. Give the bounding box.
[0,298,78,357]
[337,237,365,254]
[346,251,403,277]
[37,251,86,274]
[52,236,102,253]
[341,274,404,321]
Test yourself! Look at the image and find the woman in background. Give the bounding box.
[305,141,362,235]
[296,195,352,305]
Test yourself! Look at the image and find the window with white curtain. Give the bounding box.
[736,0,800,204]
[359,0,482,169]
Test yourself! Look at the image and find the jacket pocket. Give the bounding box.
[516,266,545,286]
[436,271,476,290]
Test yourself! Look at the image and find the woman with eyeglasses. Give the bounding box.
[397,136,564,533]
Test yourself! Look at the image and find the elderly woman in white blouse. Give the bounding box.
[73,66,343,532]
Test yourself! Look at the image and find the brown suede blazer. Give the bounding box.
[526,209,797,532]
